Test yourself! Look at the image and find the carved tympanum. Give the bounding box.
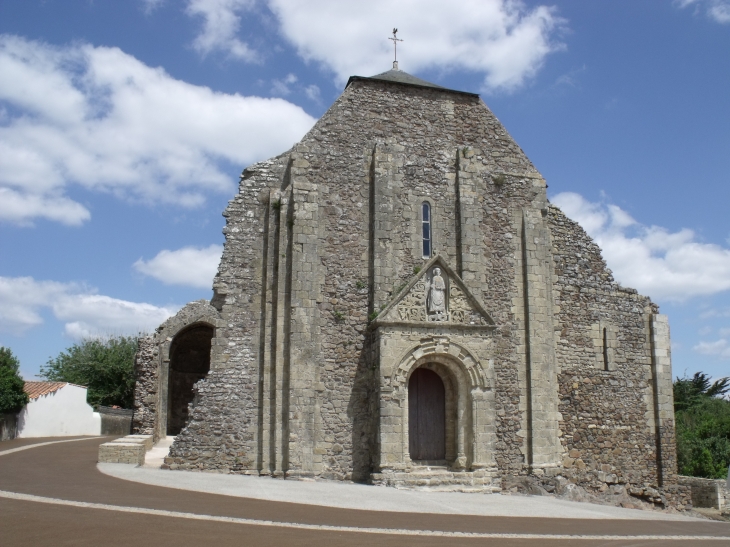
[397,280,428,322]
[390,261,491,326]
[449,286,488,325]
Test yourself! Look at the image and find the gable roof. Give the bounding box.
[24,381,68,399]
[346,67,479,98]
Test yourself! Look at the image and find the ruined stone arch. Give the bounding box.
[153,300,224,439]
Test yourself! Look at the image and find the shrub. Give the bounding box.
[0,347,29,414]
[673,372,730,479]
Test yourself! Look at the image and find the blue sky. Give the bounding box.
[1,0,729,383]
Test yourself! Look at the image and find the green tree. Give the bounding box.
[40,336,138,409]
[674,372,730,412]
[0,347,29,414]
[674,372,730,478]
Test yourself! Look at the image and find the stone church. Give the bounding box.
[133,63,683,506]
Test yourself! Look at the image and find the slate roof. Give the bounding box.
[346,66,479,97]
[23,381,68,399]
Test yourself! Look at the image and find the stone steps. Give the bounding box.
[143,436,175,468]
[371,467,501,493]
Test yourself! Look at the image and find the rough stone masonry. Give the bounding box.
[133,66,687,508]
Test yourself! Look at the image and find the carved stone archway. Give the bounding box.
[378,337,496,472]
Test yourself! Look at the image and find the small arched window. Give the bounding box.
[422,202,432,258]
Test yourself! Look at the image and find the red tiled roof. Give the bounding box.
[23,381,68,399]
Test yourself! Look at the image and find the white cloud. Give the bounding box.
[694,338,730,359]
[186,0,259,60]
[0,35,316,226]
[676,0,730,24]
[700,307,730,319]
[134,245,223,288]
[552,192,730,302]
[304,84,321,102]
[183,0,566,90]
[270,73,298,96]
[0,276,176,338]
[0,188,90,226]
[141,0,166,14]
[0,277,70,334]
[266,0,566,91]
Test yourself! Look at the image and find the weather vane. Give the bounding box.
[388,28,403,69]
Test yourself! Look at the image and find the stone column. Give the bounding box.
[287,155,325,477]
[521,207,561,469]
[259,186,287,475]
[471,386,497,469]
[371,139,405,313]
[650,313,677,486]
[455,147,486,297]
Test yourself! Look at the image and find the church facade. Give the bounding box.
[133,66,684,506]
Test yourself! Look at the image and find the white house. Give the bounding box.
[17,382,101,437]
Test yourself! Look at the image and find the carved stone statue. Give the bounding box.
[427,267,447,321]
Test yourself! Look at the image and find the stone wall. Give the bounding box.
[547,206,680,505]
[135,74,682,507]
[99,406,133,436]
[132,335,158,436]
[678,475,728,509]
[165,166,285,472]
[132,300,223,443]
[163,80,552,478]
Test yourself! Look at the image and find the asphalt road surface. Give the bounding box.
[1,436,728,546]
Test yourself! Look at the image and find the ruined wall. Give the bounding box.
[548,205,681,504]
[162,79,552,478]
[132,335,158,436]
[678,475,727,509]
[147,75,681,506]
[133,300,222,448]
[163,161,287,472]
[306,81,554,481]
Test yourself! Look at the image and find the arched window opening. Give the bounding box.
[422,202,432,258]
[603,327,609,371]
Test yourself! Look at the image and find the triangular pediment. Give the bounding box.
[375,255,495,328]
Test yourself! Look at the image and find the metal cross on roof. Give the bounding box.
[388,28,403,67]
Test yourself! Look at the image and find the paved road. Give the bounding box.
[1,437,728,546]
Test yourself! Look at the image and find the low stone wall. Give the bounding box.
[678,475,728,509]
[98,434,153,466]
[98,443,145,465]
[0,413,17,441]
[98,406,134,436]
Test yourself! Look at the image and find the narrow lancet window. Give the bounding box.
[603,327,609,371]
[422,202,432,258]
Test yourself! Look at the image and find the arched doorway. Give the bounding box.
[167,324,213,435]
[408,367,446,461]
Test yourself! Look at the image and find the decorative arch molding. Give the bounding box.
[390,336,491,392]
[155,300,224,363]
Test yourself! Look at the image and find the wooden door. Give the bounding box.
[408,367,446,461]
